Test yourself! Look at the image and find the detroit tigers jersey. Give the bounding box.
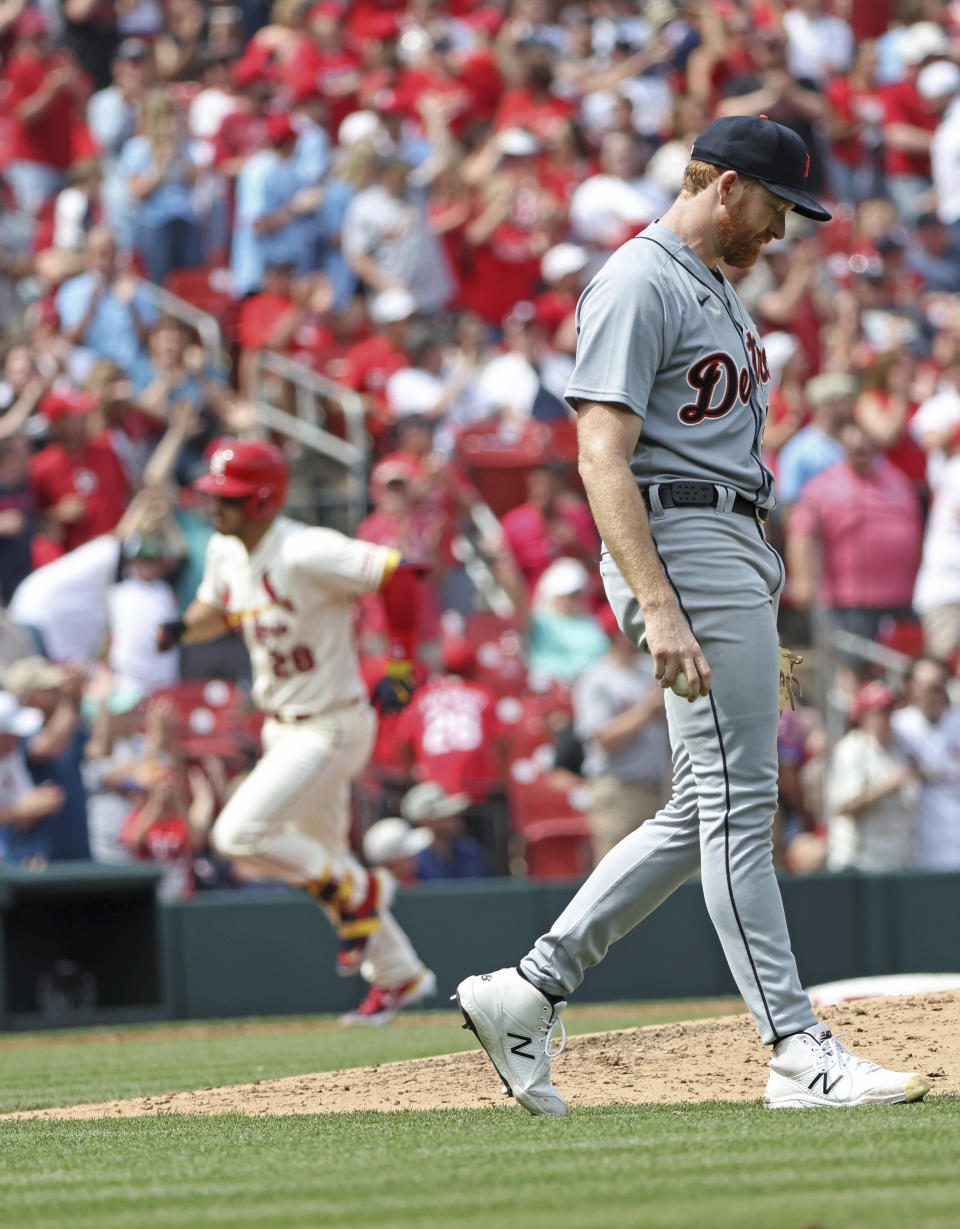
[196,516,394,717]
[564,221,776,506]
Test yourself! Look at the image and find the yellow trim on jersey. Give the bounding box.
[380,549,403,589]
[338,917,383,940]
[223,604,276,628]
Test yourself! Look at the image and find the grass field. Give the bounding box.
[1,1004,957,1229]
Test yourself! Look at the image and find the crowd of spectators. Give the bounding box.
[0,0,959,892]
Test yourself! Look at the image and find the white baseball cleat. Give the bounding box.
[764,1025,931,1108]
[340,968,437,1026]
[454,968,568,1116]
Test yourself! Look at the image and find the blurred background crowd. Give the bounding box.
[0,0,958,898]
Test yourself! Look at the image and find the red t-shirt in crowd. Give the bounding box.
[858,392,929,492]
[213,110,270,170]
[395,675,504,801]
[3,53,82,169]
[338,334,410,403]
[238,293,336,369]
[824,75,884,168]
[290,47,361,131]
[493,88,575,141]
[121,808,194,899]
[882,80,937,178]
[789,459,923,608]
[29,436,130,552]
[532,289,578,339]
[500,497,599,589]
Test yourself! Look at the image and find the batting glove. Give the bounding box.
[156,618,187,653]
[372,659,415,714]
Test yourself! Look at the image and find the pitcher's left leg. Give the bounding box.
[665,603,816,1044]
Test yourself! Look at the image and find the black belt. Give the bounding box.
[642,482,769,522]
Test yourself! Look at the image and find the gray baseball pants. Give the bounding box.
[520,496,817,1045]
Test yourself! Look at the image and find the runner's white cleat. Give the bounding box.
[764,1025,931,1108]
[455,968,568,1116]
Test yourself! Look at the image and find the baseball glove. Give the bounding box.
[779,647,804,714]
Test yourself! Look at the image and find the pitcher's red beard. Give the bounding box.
[716,202,767,268]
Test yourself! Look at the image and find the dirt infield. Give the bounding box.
[5,990,957,1120]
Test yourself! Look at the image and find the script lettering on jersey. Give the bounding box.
[262,571,295,612]
[678,333,769,426]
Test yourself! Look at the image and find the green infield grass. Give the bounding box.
[0,1004,956,1229]
[1,1101,958,1229]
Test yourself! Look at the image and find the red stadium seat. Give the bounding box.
[164,267,237,339]
[876,618,925,659]
[148,679,256,753]
[507,764,588,832]
[522,816,593,880]
[466,613,527,697]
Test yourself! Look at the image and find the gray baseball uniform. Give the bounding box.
[519,222,817,1045]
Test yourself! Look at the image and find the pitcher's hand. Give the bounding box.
[644,601,711,703]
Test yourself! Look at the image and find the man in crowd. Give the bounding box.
[786,421,924,644]
[573,609,670,865]
[892,655,960,871]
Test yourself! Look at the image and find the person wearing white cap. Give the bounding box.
[535,244,591,352]
[399,782,490,880]
[3,655,91,864]
[777,371,858,506]
[0,690,66,864]
[526,557,609,684]
[341,149,454,314]
[368,288,417,327]
[362,816,434,882]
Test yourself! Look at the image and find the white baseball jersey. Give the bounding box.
[196,516,395,717]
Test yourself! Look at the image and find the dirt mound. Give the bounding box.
[5,991,957,1120]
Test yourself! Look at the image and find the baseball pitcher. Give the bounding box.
[455,117,931,1111]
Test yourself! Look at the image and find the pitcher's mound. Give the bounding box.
[5,990,958,1120]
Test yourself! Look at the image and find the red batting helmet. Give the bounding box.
[193,439,289,520]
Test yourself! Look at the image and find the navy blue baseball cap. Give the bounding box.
[690,115,831,222]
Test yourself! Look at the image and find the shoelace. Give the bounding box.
[541,1008,567,1059]
[820,1033,882,1075]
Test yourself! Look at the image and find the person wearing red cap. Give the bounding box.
[3,15,93,219]
[826,679,918,872]
[293,2,361,137]
[155,438,435,1024]
[29,387,130,554]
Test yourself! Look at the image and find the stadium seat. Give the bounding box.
[467,613,527,696]
[508,764,588,832]
[148,679,256,753]
[522,816,593,880]
[876,618,925,659]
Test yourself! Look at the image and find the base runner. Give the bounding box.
[454,117,930,1110]
[157,439,434,1025]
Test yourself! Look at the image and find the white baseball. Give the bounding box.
[670,671,690,698]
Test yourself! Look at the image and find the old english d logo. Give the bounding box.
[508,1032,536,1059]
[803,153,810,181]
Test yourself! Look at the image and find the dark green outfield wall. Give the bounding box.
[0,868,958,1028]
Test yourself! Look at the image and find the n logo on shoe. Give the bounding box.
[508,1032,535,1060]
[808,1072,843,1096]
